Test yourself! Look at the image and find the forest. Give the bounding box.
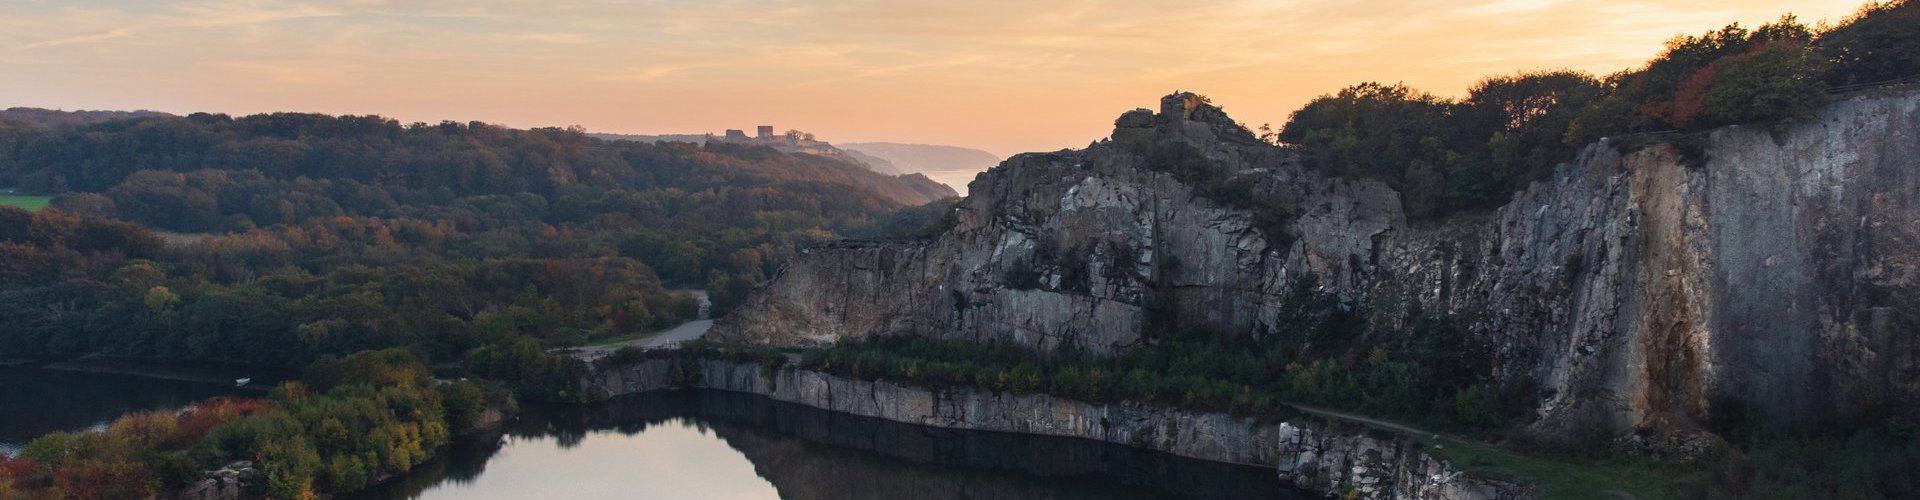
[0,73,968,498]
[1276,1,1918,217]
[0,109,955,390]
[0,349,506,500]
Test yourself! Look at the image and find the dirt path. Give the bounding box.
[563,290,713,361]
[567,319,714,361]
[1290,404,1438,438]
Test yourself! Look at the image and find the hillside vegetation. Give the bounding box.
[792,2,1920,498]
[0,111,954,401]
[1277,1,1919,218]
[0,349,506,500]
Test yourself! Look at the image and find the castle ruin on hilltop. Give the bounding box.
[708,125,836,155]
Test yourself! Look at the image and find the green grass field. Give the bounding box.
[1296,406,1684,498]
[0,195,52,211]
[1415,435,1682,499]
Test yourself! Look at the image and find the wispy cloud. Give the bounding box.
[492,33,589,44]
[6,1,343,52]
[595,63,712,82]
[797,55,990,86]
[170,1,343,27]
[15,29,132,51]
[0,0,1872,155]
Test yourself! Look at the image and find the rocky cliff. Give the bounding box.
[588,357,1528,499]
[710,89,1920,444]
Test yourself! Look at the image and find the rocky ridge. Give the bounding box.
[710,89,1920,445]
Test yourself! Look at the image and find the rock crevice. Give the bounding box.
[712,90,1920,442]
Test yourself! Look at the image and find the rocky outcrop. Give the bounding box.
[710,90,1920,444]
[587,357,1531,499]
[710,93,1293,355]
[174,462,258,500]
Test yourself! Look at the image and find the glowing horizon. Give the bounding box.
[1,0,1869,158]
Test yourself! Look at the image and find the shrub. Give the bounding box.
[1280,74,1601,216]
[1819,0,1920,87]
[604,345,648,365]
[1273,8,1920,218]
[1568,17,1825,142]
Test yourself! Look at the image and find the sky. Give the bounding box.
[0,0,1871,158]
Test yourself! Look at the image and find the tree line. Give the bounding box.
[1276,1,1919,217]
[0,106,953,372]
[0,349,506,500]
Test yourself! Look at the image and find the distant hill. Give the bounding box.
[587,132,709,145]
[837,143,1002,194]
[0,107,173,128]
[0,109,959,374]
[592,131,912,177]
[839,149,904,175]
[837,142,1002,175]
[0,110,954,208]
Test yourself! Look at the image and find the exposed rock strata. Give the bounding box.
[174,462,258,500]
[587,357,1531,499]
[711,90,1920,442]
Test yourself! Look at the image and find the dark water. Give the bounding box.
[358,390,1299,500]
[0,364,263,454]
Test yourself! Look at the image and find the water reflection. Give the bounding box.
[380,422,778,499]
[362,391,1293,500]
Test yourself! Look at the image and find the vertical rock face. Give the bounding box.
[588,358,1532,499]
[709,90,1920,442]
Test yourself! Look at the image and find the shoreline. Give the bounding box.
[361,389,1289,500]
[585,355,1534,500]
[36,356,286,391]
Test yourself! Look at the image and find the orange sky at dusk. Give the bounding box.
[0,0,1871,158]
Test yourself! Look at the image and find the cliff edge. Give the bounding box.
[710,90,1920,444]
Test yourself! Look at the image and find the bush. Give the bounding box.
[0,395,276,499]
[1453,384,1503,428]
[1703,413,1920,499]
[466,338,588,401]
[605,345,648,365]
[1819,0,1920,87]
[1567,17,1825,142]
[1280,83,1451,181]
[1280,74,1601,216]
[1274,7,1920,217]
[198,351,467,498]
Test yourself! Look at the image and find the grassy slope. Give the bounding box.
[0,195,50,211]
[1299,404,1682,499]
[1415,435,1680,499]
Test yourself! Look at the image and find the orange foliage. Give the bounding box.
[0,454,35,478]
[106,410,178,449]
[1669,66,1716,124]
[173,397,272,447]
[51,459,154,500]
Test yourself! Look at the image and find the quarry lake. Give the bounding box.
[356,391,1295,500]
[2,368,1295,499]
[0,364,264,455]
